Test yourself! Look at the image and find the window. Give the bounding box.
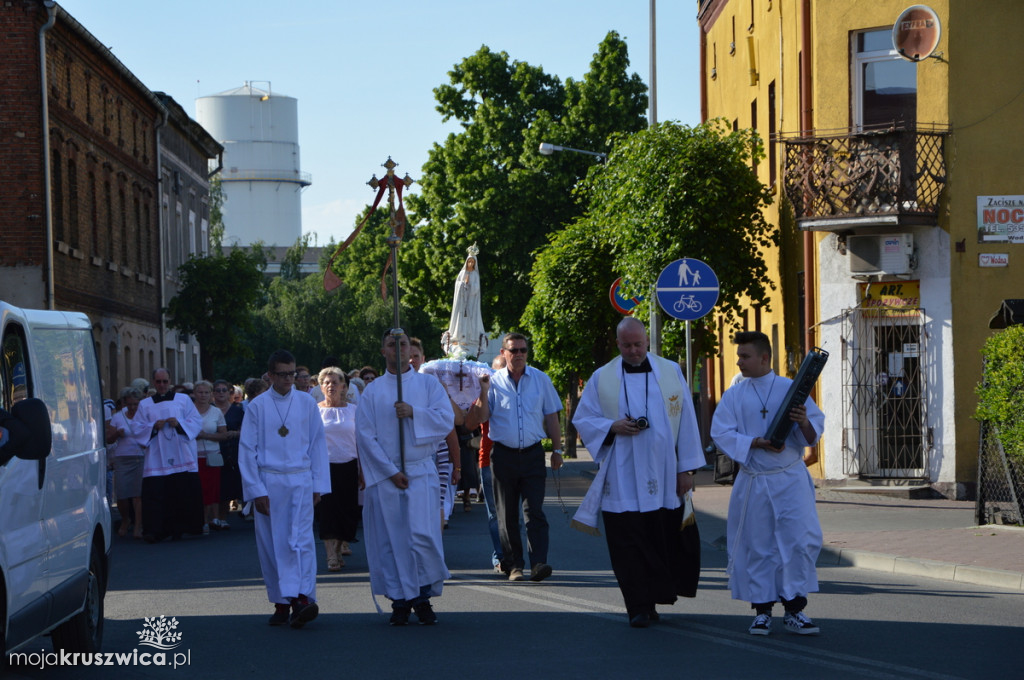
[854,29,917,131]
[52,149,64,243]
[67,159,79,249]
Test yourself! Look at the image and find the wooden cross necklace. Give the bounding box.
[750,374,776,419]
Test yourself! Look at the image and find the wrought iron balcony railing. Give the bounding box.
[782,126,948,227]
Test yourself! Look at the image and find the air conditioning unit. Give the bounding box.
[847,233,914,275]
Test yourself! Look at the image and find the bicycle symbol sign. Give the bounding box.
[655,258,719,321]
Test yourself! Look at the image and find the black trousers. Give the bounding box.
[142,471,204,541]
[491,442,548,571]
[603,507,700,617]
[318,460,360,542]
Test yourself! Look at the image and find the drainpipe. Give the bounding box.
[800,0,820,465]
[154,102,168,372]
[39,1,57,309]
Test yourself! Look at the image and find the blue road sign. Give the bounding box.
[656,258,719,321]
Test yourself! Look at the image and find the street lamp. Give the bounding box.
[538,142,607,162]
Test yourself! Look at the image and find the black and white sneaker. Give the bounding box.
[748,613,772,636]
[783,611,820,635]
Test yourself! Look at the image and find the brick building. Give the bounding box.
[0,1,219,395]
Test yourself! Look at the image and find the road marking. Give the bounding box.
[452,578,967,680]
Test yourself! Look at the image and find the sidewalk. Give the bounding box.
[559,450,1024,591]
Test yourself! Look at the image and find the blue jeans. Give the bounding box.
[481,465,503,566]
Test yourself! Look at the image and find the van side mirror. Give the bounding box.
[6,398,53,461]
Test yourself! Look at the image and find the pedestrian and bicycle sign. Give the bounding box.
[655,258,719,321]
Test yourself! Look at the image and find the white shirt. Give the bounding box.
[319,402,358,464]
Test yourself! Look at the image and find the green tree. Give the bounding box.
[405,32,647,339]
[207,175,226,251]
[976,325,1024,462]
[579,120,777,363]
[522,218,623,456]
[164,246,268,378]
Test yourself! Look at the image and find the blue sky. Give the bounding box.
[57,1,702,246]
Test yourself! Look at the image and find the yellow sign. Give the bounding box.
[858,281,921,317]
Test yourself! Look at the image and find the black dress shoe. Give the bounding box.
[629,613,651,628]
[648,607,660,622]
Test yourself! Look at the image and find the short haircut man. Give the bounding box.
[572,317,705,627]
[711,334,826,636]
[239,350,330,628]
[484,332,563,582]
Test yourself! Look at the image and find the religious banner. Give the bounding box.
[857,280,921,318]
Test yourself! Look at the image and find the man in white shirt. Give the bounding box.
[239,350,330,629]
[481,332,563,583]
[573,318,705,627]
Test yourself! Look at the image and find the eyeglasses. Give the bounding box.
[503,347,528,355]
[272,371,297,379]
[213,388,229,393]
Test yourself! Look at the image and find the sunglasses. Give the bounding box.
[504,347,528,355]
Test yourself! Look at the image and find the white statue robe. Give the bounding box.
[133,393,202,477]
[710,371,825,604]
[356,368,454,604]
[573,354,705,520]
[447,268,485,351]
[239,387,330,604]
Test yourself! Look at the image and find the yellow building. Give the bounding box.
[698,0,1024,499]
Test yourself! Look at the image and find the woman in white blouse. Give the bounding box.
[317,367,361,571]
[193,380,228,534]
[108,386,146,538]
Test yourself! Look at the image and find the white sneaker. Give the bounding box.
[783,611,820,635]
[748,613,772,635]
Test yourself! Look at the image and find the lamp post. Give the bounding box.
[537,142,607,162]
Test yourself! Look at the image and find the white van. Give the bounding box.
[0,301,111,656]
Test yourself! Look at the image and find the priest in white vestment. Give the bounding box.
[711,331,825,637]
[573,318,705,628]
[357,331,454,626]
[133,368,204,542]
[239,350,330,629]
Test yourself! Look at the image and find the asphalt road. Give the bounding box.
[6,462,1023,679]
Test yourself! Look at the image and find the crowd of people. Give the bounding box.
[100,323,824,636]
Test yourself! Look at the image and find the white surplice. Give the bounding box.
[239,387,330,604]
[573,354,705,517]
[710,371,825,603]
[133,393,202,476]
[356,368,454,604]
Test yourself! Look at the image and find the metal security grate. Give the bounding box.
[976,423,1024,525]
[841,307,929,478]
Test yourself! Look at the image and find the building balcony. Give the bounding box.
[781,125,949,232]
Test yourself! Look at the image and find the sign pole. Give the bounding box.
[685,319,693,393]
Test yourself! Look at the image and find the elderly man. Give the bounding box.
[133,368,204,542]
[481,332,563,583]
[357,330,455,625]
[573,318,705,627]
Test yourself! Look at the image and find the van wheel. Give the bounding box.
[51,546,104,653]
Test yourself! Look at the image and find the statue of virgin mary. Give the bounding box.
[443,245,487,356]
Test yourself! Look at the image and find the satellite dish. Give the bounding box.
[892,5,941,62]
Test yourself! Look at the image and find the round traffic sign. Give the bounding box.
[609,277,643,315]
[655,258,719,321]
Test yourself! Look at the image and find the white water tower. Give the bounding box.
[196,82,311,247]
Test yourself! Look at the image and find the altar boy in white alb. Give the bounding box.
[357,330,454,626]
[711,331,825,637]
[239,349,330,629]
[573,318,705,628]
